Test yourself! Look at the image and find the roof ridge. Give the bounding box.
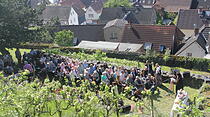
[125,24,176,27]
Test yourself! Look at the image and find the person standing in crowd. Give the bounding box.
[175,72,184,95]
[169,75,176,93]
[155,63,162,85]
[145,60,153,76]
[15,48,22,66]
[119,70,126,83]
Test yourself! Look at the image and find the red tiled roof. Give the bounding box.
[120,24,184,52]
[60,0,85,9]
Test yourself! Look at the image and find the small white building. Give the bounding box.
[175,34,207,58]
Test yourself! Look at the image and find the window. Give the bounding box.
[110,32,118,40]
[144,42,153,50]
[73,37,78,46]
[160,45,166,52]
[186,53,192,57]
[88,14,94,18]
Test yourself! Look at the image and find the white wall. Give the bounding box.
[178,42,206,58]
[69,8,79,25]
[85,6,101,24]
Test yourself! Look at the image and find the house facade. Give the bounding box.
[69,7,79,25]
[85,1,103,24]
[69,6,85,25]
[176,41,206,58]
[103,19,128,42]
[175,33,207,58]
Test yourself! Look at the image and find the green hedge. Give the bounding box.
[59,48,210,72]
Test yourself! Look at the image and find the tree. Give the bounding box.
[104,0,131,8]
[0,0,45,54]
[54,30,74,46]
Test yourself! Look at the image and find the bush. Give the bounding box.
[54,30,74,46]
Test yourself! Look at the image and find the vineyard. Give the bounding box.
[0,70,208,117]
[0,49,209,117]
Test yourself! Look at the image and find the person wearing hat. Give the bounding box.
[101,71,109,84]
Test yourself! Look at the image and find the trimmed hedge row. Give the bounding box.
[60,48,210,72]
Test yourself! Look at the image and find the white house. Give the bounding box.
[69,6,86,25]
[175,34,207,58]
[85,1,103,24]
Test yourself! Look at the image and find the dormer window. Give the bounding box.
[144,42,152,50]
[160,45,166,52]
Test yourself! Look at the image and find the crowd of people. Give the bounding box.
[0,49,184,97]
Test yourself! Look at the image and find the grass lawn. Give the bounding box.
[122,83,199,117]
[154,84,198,117]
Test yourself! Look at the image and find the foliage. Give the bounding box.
[93,49,107,61]
[104,0,132,8]
[145,49,156,57]
[164,12,177,20]
[0,0,45,50]
[177,96,206,117]
[156,12,163,25]
[54,30,74,46]
[156,11,177,25]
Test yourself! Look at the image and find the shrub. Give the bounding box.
[54,30,74,46]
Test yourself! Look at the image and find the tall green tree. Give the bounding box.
[104,0,131,8]
[0,0,44,54]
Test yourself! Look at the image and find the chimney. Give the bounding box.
[194,28,199,36]
[193,24,199,36]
